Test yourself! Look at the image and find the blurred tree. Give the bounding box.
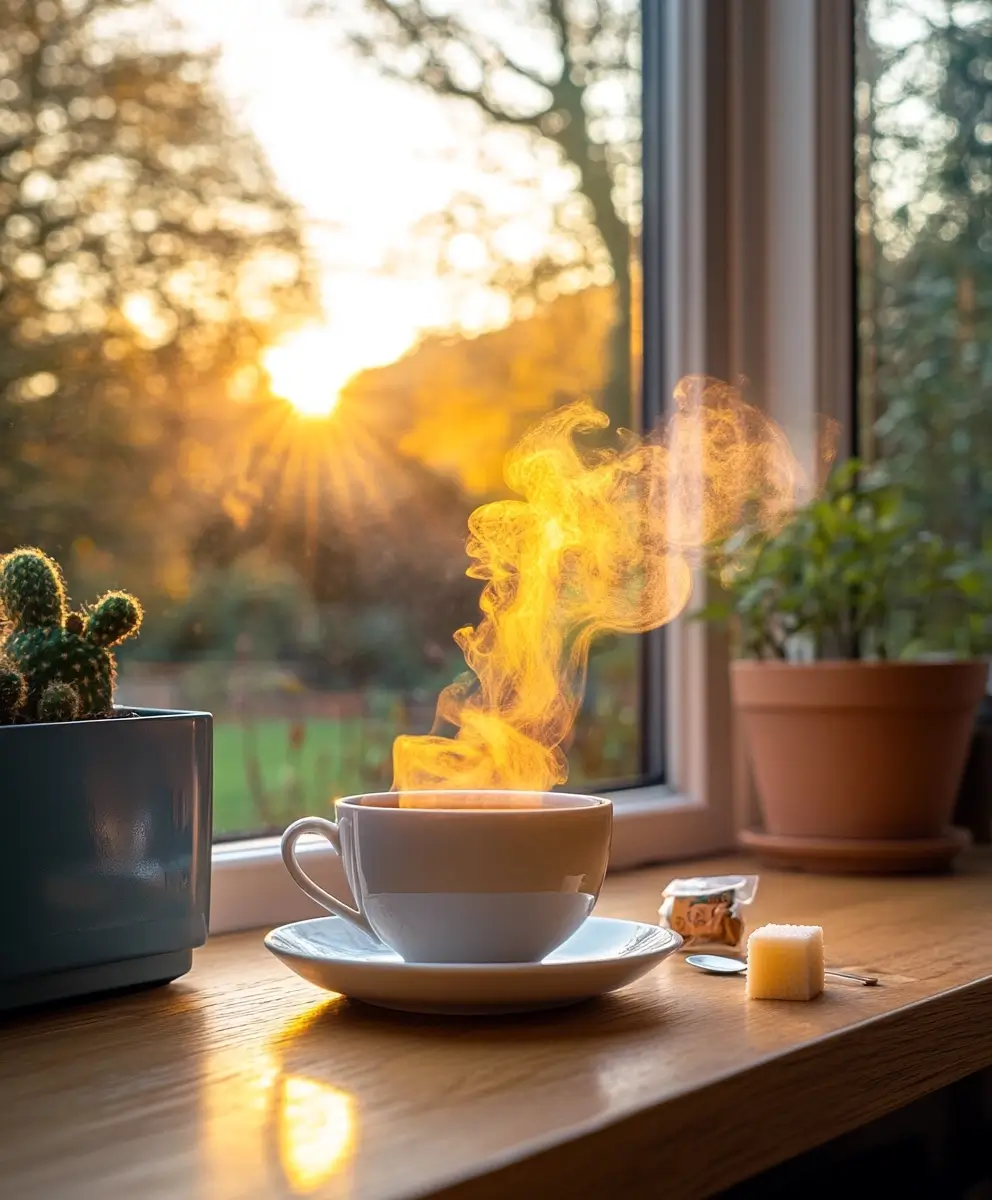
[858,0,992,554]
[134,551,323,664]
[304,0,641,429]
[0,0,319,600]
[353,284,614,494]
[191,391,481,680]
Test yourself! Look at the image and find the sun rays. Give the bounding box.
[219,375,406,584]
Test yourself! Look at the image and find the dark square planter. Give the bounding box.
[0,707,212,1012]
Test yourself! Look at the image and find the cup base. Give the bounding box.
[364,891,598,963]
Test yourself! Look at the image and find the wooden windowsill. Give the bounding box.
[2,851,992,1198]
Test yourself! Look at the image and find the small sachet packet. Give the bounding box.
[658,875,759,951]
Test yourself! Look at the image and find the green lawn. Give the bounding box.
[212,718,395,838]
[212,710,641,839]
[211,639,643,837]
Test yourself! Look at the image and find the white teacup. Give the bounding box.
[280,790,613,964]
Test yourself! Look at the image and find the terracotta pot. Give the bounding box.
[731,661,988,840]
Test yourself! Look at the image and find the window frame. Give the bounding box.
[209,0,856,935]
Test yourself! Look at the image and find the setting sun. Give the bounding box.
[262,313,422,419]
[263,328,346,418]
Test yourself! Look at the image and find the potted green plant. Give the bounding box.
[699,460,990,873]
[0,548,212,1010]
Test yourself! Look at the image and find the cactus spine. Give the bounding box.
[0,548,143,722]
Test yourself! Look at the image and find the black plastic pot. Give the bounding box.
[0,707,212,1011]
[954,695,992,846]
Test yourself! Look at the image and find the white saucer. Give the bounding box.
[264,915,682,1015]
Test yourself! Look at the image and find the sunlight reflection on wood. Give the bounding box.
[276,1076,355,1196]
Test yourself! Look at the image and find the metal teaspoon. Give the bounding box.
[685,953,878,986]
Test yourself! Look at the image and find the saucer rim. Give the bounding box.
[264,914,681,972]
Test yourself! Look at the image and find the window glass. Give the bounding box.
[857,0,992,566]
[0,0,646,837]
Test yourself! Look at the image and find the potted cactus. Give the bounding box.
[0,548,212,1011]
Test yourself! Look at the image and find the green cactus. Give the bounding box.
[38,681,81,723]
[0,657,25,721]
[0,547,66,629]
[0,549,143,721]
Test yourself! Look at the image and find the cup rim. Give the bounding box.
[336,790,611,812]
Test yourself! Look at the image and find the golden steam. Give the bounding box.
[393,376,825,795]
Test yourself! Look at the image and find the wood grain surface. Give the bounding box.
[2,852,992,1200]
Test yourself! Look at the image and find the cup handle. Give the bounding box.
[280,816,376,938]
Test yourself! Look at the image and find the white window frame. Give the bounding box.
[209,0,855,935]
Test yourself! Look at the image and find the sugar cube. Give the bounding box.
[746,924,825,1001]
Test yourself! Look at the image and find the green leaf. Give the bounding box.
[691,601,733,625]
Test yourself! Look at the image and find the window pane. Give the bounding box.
[856,1,992,562]
[0,0,647,838]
